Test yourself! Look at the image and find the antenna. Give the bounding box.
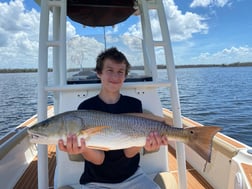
[103,27,106,50]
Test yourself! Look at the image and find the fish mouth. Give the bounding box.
[27,130,47,140]
[29,134,48,144]
[30,134,43,140]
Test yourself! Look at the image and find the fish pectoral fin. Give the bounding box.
[80,126,110,136]
[87,146,110,151]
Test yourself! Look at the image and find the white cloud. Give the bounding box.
[121,22,142,49]
[190,0,232,8]
[66,22,77,40]
[123,0,208,42]
[124,22,142,39]
[0,0,39,68]
[106,25,119,35]
[67,36,104,69]
[0,0,77,69]
[191,46,252,64]
[190,0,212,7]
[100,0,210,65]
[163,0,209,41]
[160,43,252,65]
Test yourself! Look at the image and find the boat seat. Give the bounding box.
[54,87,170,188]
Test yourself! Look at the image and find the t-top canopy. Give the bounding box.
[67,0,137,26]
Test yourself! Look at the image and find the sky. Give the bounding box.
[0,0,252,69]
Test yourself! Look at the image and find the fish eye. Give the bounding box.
[190,130,194,134]
[32,134,40,139]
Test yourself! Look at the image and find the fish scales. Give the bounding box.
[81,111,182,138]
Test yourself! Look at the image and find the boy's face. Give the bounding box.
[97,58,126,93]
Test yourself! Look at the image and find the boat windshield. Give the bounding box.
[66,27,151,84]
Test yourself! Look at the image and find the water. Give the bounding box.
[0,67,252,147]
[0,73,38,135]
[158,67,252,146]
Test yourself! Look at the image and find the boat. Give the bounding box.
[0,0,252,188]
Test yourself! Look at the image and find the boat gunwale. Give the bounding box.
[0,106,54,160]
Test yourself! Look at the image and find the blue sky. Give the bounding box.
[0,0,251,69]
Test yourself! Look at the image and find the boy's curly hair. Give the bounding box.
[95,47,131,76]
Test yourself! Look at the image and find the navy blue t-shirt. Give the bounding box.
[78,94,143,184]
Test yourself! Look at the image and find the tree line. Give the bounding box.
[0,62,252,73]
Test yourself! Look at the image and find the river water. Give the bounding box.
[0,67,252,146]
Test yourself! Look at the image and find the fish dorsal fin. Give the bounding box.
[124,112,167,123]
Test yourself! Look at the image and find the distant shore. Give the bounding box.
[1,62,252,73]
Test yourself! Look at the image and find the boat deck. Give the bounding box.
[14,144,213,189]
[14,144,56,189]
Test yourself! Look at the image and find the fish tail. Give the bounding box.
[185,126,221,162]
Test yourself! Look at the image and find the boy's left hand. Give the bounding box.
[144,132,168,152]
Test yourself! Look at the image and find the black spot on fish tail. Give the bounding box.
[186,126,221,162]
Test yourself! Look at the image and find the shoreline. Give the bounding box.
[1,62,252,73]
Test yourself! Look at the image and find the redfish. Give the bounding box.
[28,110,221,162]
